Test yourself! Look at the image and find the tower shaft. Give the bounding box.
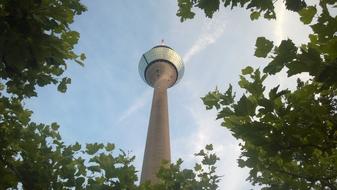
[140,62,175,183]
[140,84,170,183]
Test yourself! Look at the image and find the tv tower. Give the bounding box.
[138,42,184,183]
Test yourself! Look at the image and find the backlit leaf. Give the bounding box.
[255,37,273,58]
[299,6,317,24]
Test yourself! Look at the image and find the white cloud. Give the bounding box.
[117,90,151,123]
[183,19,226,63]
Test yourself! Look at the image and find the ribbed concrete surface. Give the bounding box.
[140,62,177,183]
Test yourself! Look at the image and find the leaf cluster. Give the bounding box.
[1,115,222,190]
[142,144,221,190]
[176,0,308,22]
[0,118,139,190]
[201,0,337,189]
[0,87,138,189]
[0,0,87,99]
[0,1,223,189]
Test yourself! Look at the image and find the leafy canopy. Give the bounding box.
[0,1,222,189]
[176,0,308,22]
[0,0,86,99]
[198,0,337,189]
[143,144,221,190]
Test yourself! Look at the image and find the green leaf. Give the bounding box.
[234,95,256,116]
[202,90,221,110]
[250,11,260,20]
[238,76,250,89]
[98,155,115,178]
[176,0,196,22]
[57,77,71,93]
[86,143,104,155]
[237,158,245,168]
[88,165,101,173]
[258,98,274,113]
[194,163,202,171]
[317,61,337,88]
[80,53,86,61]
[105,143,115,151]
[196,0,220,18]
[0,83,5,91]
[51,122,60,130]
[255,37,274,58]
[195,150,206,156]
[62,31,80,45]
[321,37,337,60]
[285,0,307,12]
[51,67,64,76]
[18,110,32,125]
[202,153,219,165]
[219,84,235,105]
[205,144,213,151]
[242,66,254,75]
[72,142,81,151]
[299,6,317,24]
[217,107,234,119]
[287,47,322,77]
[263,39,297,74]
[75,177,85,187]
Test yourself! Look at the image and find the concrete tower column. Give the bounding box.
[138,45,184,184]
[140,62,176,183]
[140,84,170,183]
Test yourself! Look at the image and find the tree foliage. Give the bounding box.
[0,0,91,188]
[176,0,308,22]
[1,121,220,190]
[1,124,138,190]
[0,0,86,99]
[199,0,337,189]
[0,94,220,189]
[145,144,221,190]
[0,1,222,189]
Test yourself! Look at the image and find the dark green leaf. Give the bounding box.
[105,143,115,152]
[72,142,81,151]
[234,95,256,116]
[202,90,221,110]
[88,165,101,173]
[176,0,196,22]
[250,11,260,20]
[264,39,297,74]
[86,143,104,155]
[242,66,254,75]
[205,144,213,151]
[299,6,317,24]
[57,77,71,93]
[196,0,220,18]
[255,37,273,58]
[51,122,60,130]
[285,0,307,12]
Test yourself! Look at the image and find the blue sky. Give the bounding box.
[26,1,311,189]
